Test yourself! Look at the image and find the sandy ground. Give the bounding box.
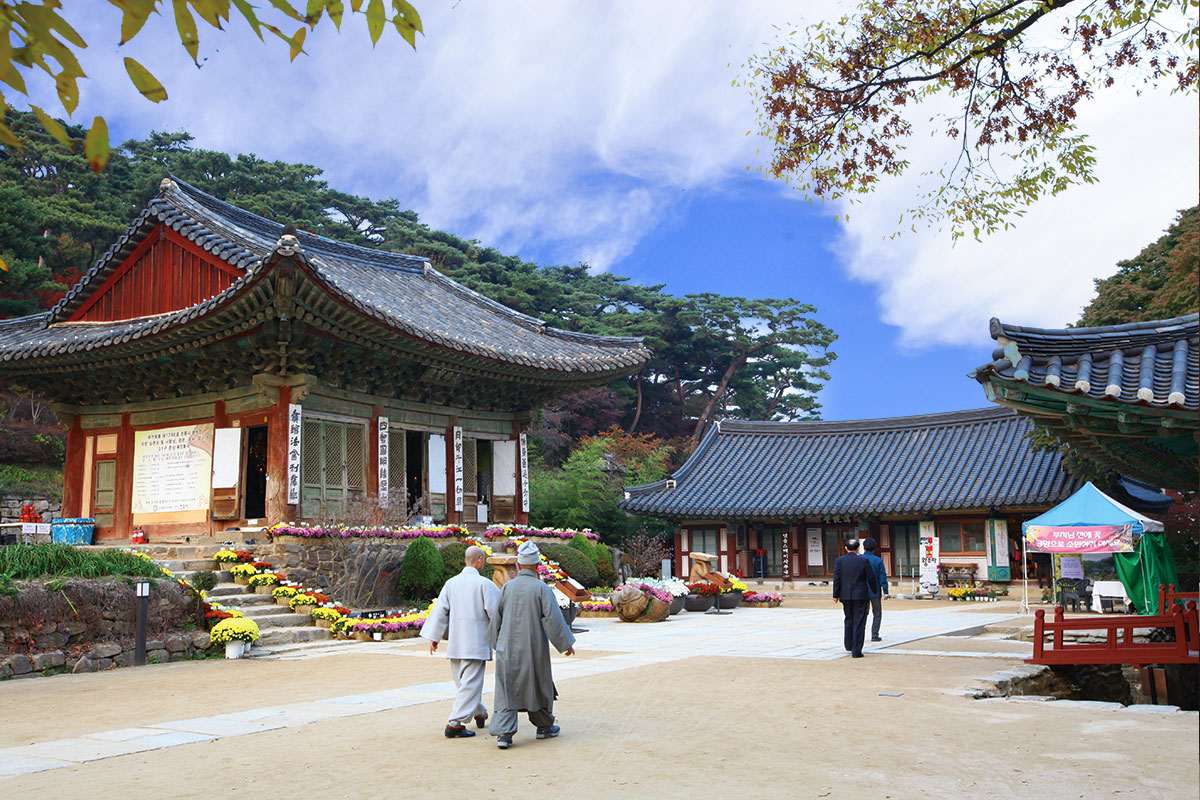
[2,643,1196,799]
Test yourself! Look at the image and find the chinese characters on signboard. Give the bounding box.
[453,426,464,512]
[287,404,302,506]
[131,424,214,514]
[519,433,530,513]
[377,417,389,508]
[919,520,940,595]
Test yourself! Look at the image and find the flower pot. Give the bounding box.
[718,592,743,609]
[294,605,313,618]
[562,604,579,627]
[255,585,275,595]
[224,641,245,659]
[276,597,293,607]
[683,595,713,612]
[668,596,685,615]
[314,618,332,629]
[642,597,671,622]
[352,631,372,642]
[233,576,250,586]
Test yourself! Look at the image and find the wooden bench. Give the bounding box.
[939,563,977,586]
[1028,603,1199,666]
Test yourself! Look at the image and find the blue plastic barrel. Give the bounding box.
[50,518,95,545]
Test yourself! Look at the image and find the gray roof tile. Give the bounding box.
[620,407,1078,519]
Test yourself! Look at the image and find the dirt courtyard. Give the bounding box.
[2,631,1196,799]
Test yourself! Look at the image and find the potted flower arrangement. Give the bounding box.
[577,599,616,618]
[213,549,240,568]
[684,582,718,611]
[229,563,257,586]
[311,606,343,629]
[289,593,319,617]
[742,591,784,608]
[272,585,299,606]
[209,617,261,659]
[612,582,672,622]
[248,573,280,594]
[718,578,748,609]
[553,589,579,627]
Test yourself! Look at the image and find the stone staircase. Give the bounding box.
[134,541,344,658]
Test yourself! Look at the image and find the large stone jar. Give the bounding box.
[668,595,686,615]
[683,594,713,612]
[717,591,743,610]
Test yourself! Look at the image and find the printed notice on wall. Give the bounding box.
[519,433,530,513]
[131,424,214,514]
[806,527,822,568]
[377,417,389,508]
[453,426,464,512]
[287,404,302,505]
[919,521,940,595]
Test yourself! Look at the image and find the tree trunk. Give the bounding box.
[689,344,768,447]
[628,370,644,433]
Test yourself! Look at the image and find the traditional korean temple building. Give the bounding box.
[619,407,1079,582]
[0,177,648,540]
[971,314,1198,491]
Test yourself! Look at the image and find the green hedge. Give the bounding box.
[440,542,495,583]
[395,536,444,602]
[540,544,599,587]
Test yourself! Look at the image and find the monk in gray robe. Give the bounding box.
[421,545,500,738]
[487,540,575,749]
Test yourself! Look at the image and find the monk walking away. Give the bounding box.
[420,545,499,739]
[832,538,879,658]
[488,540,575,749]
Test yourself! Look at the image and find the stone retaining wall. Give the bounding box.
[0,577,211,680]
[1,493,62,524]
[259,535,570,607]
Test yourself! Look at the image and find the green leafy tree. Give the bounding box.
[0,0,423,172]
[1077,206,1198,326]
[747,0,1198,240]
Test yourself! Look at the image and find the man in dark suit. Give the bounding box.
[833,538,879,658]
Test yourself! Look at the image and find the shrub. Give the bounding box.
[439,542,494,584]
[595,544,615,586]
[191,570,218,592]
[541,544,598,587]
[567,533,598,564]
[396,535,444,602]
[0,420,66,465]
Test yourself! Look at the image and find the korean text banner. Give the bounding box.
[1024,524,1134,553]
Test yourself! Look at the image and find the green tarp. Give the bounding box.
[1114,533,1180,615]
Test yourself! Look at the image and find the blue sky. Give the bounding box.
[19,2,1199,422]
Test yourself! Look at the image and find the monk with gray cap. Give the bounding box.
[487,540,576,749]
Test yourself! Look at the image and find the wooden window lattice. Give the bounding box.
[462,437,477,494]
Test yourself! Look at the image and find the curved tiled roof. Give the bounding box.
[971,314,1198,411]
[3,177,648,375]
[619,407,1078,519]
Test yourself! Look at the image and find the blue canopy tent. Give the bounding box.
[1020,482,1175,615]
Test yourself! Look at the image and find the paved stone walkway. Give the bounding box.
[0,606,1019,779]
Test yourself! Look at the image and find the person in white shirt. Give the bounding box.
[421,545,500,738]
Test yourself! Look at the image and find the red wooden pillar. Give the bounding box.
[61,415,85,518]
[265,386,292,525]
[368,403,382,507]
[113,412,134,537]
[214,399,229,428]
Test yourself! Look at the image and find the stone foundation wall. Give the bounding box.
[0,577,211,680]
[1,493,62,524]
[259,535,566,608]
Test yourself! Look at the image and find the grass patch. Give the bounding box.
[0,463,63,498]
[0,544,164,592]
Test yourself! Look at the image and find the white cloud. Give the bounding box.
[22,2,1198,344]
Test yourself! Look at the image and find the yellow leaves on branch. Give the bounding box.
[0,0,425,171]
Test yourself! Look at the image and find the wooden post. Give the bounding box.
[447,416,460,525]
[265,385,292,525]
[112,413,134,537]
[368,404,382,522]
[61,415,85,518]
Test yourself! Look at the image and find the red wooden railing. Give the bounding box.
[1157,583,1199,614]
[1028,602,1199,666]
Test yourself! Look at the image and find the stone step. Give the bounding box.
[248,639,357,659]
[255,626,332,647]
[205,585,247,598]
[242,603,297,618]
[173,569,230,583]
[157,558,221,572]
[255,614,313,629]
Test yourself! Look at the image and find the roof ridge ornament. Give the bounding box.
[275,224,301,256]
[159,171,177,193]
